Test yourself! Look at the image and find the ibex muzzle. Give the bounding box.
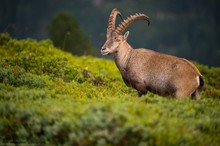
[101,8,204,99]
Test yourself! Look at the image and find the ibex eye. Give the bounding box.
[114,37,120,42]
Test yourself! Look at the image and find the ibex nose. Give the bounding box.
[101,46,109,55]
[101,47,106,51]
[101,47,106,54]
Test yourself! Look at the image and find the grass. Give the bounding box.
[0,33,220,146]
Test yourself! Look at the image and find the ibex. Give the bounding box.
[101,8,204,99]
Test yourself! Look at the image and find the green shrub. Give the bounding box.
[1,98,219,145]
[0,66,45,88]
[48,12,94,55]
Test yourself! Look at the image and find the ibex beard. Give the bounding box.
[101,8,204,99]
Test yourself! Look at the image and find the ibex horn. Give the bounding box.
[116,13,150,34]
[108,8,122,31]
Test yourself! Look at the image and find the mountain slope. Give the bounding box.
[0,33,220,145]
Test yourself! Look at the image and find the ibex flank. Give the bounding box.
[101,8,204,99]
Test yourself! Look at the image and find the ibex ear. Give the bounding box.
[124,31,129,41]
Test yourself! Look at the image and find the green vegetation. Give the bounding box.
[0,33,220,145]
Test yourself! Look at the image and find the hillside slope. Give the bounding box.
[0,33,220,145]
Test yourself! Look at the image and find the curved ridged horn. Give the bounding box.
[116,13,150,34]
[108,8,122,31]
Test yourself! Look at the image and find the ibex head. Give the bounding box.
[101,8,150,55]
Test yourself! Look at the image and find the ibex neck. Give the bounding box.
[114,42,133,73]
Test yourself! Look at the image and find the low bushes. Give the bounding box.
[0,33,220,145]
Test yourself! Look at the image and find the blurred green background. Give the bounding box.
[1,0,219,66]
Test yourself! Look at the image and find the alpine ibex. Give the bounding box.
[101,8,204,99]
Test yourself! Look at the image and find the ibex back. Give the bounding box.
[101,8,204,99]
